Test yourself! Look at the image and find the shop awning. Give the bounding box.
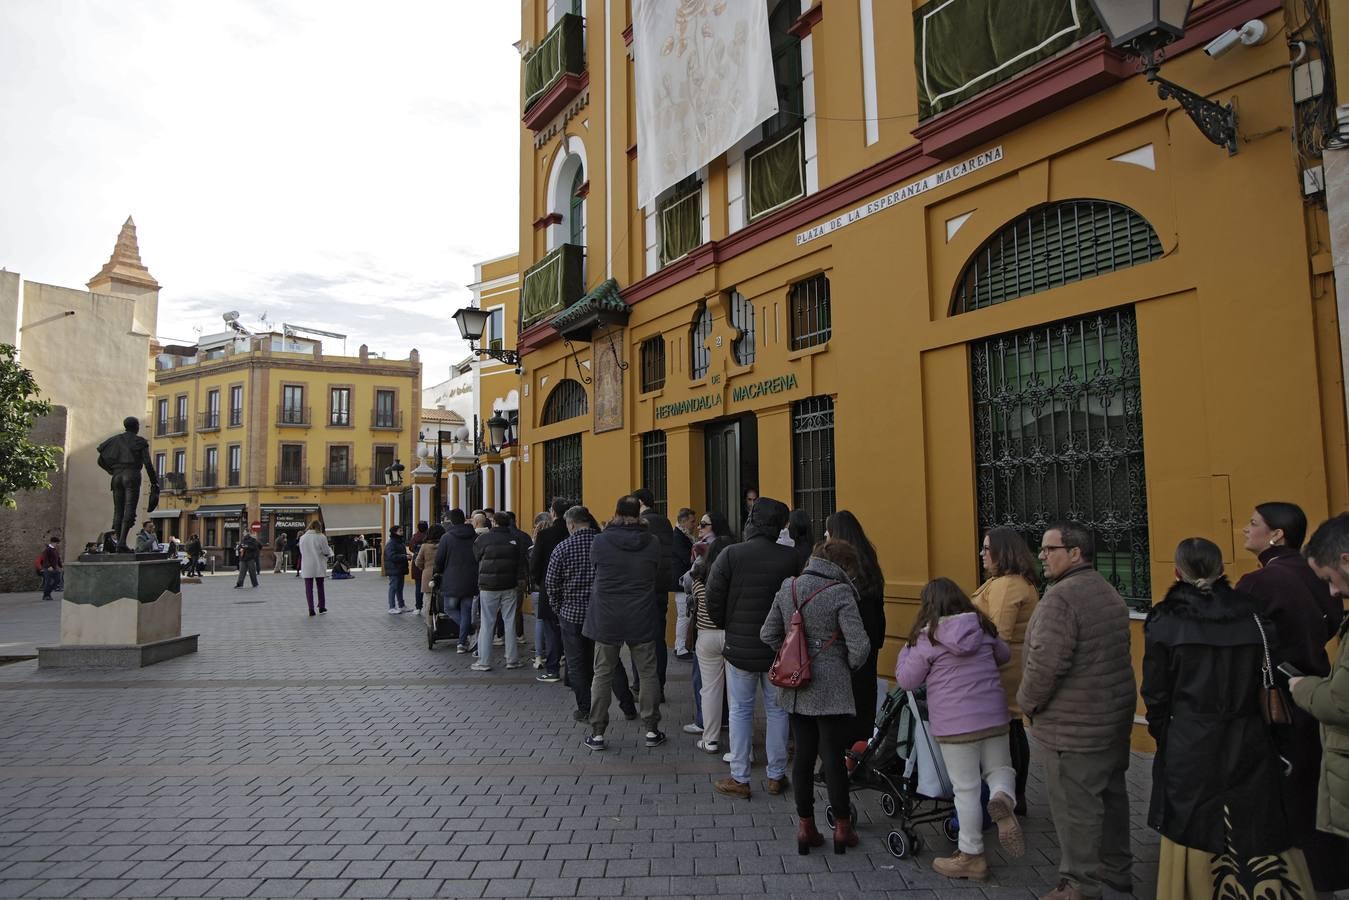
[193,504,246,518]
[148,509,182,519]
[321,503,381,537]
[260,504,320,514]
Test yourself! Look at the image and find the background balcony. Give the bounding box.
[196,411,220,432]
[324,466,360,487]
[275,465,309,486]
[277,405,310,427]
[158,416,188,437]
[521,243,585,331]
[193,470,218,490]
[522,13,585,130]
[370,409,403,431]
[162,472,187,492]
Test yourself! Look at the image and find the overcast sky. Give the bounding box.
[0,0,521,386]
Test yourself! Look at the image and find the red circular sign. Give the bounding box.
[249,521,262,533]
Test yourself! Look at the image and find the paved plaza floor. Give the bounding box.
[0,571,1167,899]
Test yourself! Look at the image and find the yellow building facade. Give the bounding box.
[467,253,526,515]
[512,0,1349,743]
[150,336,420,566]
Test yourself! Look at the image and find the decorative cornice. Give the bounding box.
[788,3,823,40]
[523,70,589,133]
[532,212,563,231]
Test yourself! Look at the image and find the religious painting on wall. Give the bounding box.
[593,328,624,434]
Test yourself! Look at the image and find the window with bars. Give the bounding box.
[971,307,1150,607]
[544,433,583,505]
[953,200,1163,314]
[690,304,712,379]
[641,431,668,516]
[542,379,589,424]
[790,274,831,350]
[640,336,666,393]
[792,395,836,540]
[730,290,755,365]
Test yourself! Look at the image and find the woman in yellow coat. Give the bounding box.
[971,525,1040,814]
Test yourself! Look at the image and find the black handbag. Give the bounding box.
[1253,614,1294,726]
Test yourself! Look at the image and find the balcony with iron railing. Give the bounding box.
[275,465,309,487]
[370,409,403,431]
[324,466,360,487]
[162,472,188,492]
[196,411,220,432]
[158,416,188,437]
[277,405,311,427]
[194,470,218,490]
[521,243,585,332]
[227,469,241,487]
[522,13,585,131]
[228,408,243,427]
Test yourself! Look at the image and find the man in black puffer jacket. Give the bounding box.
[634,488,673,691]
[433,508,480,653]
[530,497,572,681]
[472,512,528,671]
[582,496,664,752]
[705,496,797,799]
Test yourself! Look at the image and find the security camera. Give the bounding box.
[1205,20,1268,57]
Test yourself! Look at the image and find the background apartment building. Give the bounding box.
[150,332,420,568]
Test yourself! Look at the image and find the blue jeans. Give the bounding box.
[477,589,520,667]
[387,574,405,609]
[446,596,473,647]
[726,662,789,784]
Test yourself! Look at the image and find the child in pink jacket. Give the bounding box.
[896,577,1023,882]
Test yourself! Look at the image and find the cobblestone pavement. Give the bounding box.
[0,571,1165,899]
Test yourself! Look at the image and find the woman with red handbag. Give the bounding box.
[759,540,870,856]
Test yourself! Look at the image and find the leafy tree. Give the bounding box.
[0,344,60,508]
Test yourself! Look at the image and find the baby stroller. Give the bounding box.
[424,579,461,650]
[824,685,957,860]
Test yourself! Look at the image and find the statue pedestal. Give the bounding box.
[37,558,198,668]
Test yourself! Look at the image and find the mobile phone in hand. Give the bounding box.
[1276,662,1303,679]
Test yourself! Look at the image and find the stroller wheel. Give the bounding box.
[824,805,836,828]
[942,816,960,844]
[881,792,899,818]
[886,830,911,859]
[426,626,436,650]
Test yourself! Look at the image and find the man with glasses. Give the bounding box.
[1018,522,1135,900]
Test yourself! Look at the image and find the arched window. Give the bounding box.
[569,167,585,247]
[952,200,1162,314]
[541,378,588,425]
[689,304,712,380]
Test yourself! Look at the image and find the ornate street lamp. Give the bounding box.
[1086,0,1238,154]
[485,410,511,452]
[453,306,522,371]
[382,459,405,487]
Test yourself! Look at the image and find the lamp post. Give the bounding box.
[453,306,523,373]
[1086,0,1238,154]
[419,429,458,522]
[382,459,404,487]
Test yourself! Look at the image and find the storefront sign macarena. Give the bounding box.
[273,517,307,530]
[795,145,1004,246]
[655,393,721,420]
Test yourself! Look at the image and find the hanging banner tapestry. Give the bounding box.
[633,0,779,209]
[915,0,1100,119]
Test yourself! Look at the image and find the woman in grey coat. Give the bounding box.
[761,540,870,856]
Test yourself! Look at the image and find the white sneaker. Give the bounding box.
[387,608,400,615]
[722,751,733,763]
[532,656,544,669]
[492,636,504,647]
[469,662,492,672]
[681,723,704,735]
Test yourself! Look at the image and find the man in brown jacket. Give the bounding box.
[1018,522,1135,900]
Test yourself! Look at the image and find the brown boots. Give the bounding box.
[831,814,859,854]
[932,851,990,881]
[795,817,824,855]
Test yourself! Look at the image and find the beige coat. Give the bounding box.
[415,542,438,593]
[1291,617,1349,839]
[1017,563,1135,752]
[972,574,1039,718]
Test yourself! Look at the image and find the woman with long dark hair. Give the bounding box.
[1144,537,1314,899]
[824,510,886,743]
[971,526,1039,814]
[1236,502,1349,895]
[786,509,813,574]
